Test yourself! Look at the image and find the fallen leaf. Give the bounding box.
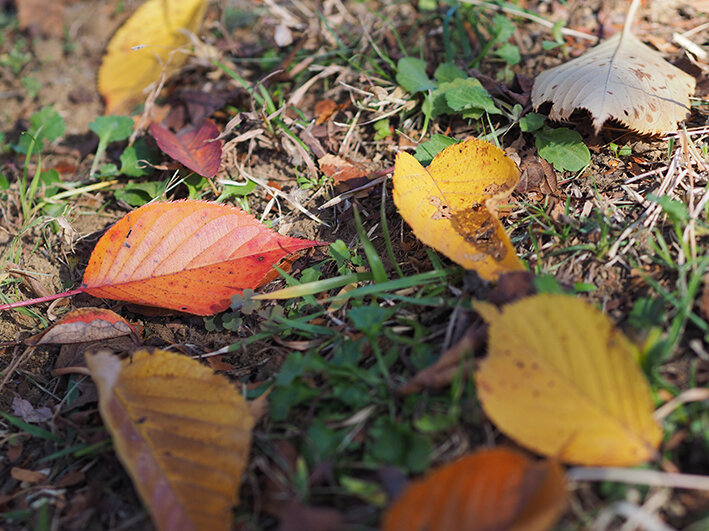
[314,99,340,125]
[532,32,696,134]
[318,154,369,185]
[98,0,208,114]
[11,467,48,484]
[11,397,53,424]
[393,138,525,281]
[86,349,254,531]
[24,308,139,346]
[149,119,222,178]
[381,448,567,531]
[474,294,662,466]
[81,200,323,315]
[397,325,484,396]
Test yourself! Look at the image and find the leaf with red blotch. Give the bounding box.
[24,308,140,346]
[149,119,222,178]
[80,200,324,315]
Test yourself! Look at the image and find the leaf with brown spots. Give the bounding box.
[81,200,324,315]
[393,138,525,281]
[532,31,695,134]
[474,294,662,466]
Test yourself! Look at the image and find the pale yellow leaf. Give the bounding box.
[98,0,208,114]
[393,138,525,281]
[86,349,253,531]
[474,294,662,466]
[532,32,695,134]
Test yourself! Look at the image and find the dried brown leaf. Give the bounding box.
[532,32,695,134]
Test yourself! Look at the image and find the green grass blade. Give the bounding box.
[0,412,62,442]
[354,205,388,283]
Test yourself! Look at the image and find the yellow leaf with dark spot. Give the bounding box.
[86,349,253,531]
[98,0,207,114]
[393,138,524,281]
[474,294,662,466]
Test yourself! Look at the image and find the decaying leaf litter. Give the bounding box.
[1,0,709,529]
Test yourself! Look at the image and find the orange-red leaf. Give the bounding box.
[382,448,567,531]
[150,119,222,178]
[24,308,139,346]
[86,349,253,531]
[80,200,323,315]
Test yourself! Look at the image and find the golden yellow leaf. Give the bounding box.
[86,349,253,531]
[393,138,525,281]
[381,448,566,531]
[474,294,662,466]
[532,32,695,134]
[98,0,207,114]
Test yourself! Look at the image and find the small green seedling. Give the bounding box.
[88,115,134,177]
[534,126,590,172]
[609,142,632,157]
[14,106,65,154]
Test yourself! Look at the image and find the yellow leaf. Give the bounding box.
[474,294,662,466]
[393,138,525,281]
[381,448,567,531]
[98,0,208,114]
[86,349,253,531]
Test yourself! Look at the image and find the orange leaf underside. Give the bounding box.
[81,200,323,315]
[382,448,566,531]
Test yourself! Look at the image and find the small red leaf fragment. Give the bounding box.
[24,308,139,346]
[149,119,222,178]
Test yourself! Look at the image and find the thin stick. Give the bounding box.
[0,288,82,312]
[567,467,709,490]
[458,0,598,42]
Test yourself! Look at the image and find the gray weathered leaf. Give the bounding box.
[532,32,695,134]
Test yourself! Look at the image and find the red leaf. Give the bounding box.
[80,200,324,315]
[24,308,140,346]
[149,119,222,178]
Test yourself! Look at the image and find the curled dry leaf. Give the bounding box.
[81,200,323,315]
[393,138,525,281]
[381,448,567,531]
[149,119,222,178]
[86,349,254,531]
[474,294,662,466]
[24,308,139,346]
[98,0,208,114]
[532,32,696,134]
